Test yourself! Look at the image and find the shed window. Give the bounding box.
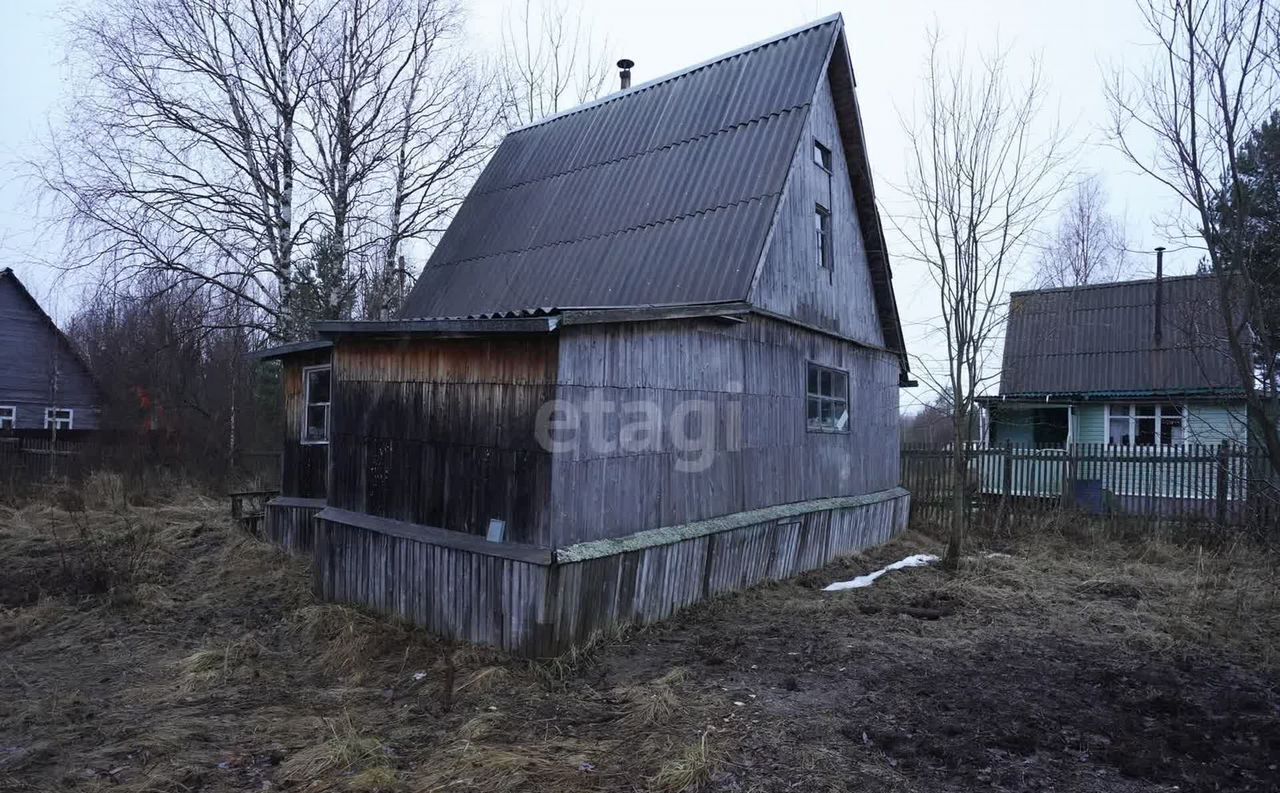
[806,363,849,432]
[0,407,13,430]
[302,366,331,445]
[44,408,72,431]
[813,140,832,171]
[815,204,831,270]
[1107,403,1183,447]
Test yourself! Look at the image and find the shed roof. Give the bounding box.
[999,274,1242,398]
[398,14,905,362]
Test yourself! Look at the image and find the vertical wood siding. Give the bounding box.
[550,315,900,544]
[263,497,325,554]
[280,353,330,499]
[311,489,909,656]
[750,71,885,347]
[0,275,102,430]
[313,516,552,655]
[329,336,559,545]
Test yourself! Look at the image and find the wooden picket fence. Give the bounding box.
[902,442,1280,530]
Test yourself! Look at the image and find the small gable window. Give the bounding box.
[0,407,14,430]
[44,408,72,431]
[806,362,849,433]
[815,204,832,271]
[813,140,832,171]
[302,365,331,445]
[1107,403,1183,447]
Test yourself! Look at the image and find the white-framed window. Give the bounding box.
[1105,403,1184,447]
[806,362,849,433]
[815,204,832,271]
[44,408,73,431]
[301,365,331,445]
[0,406,14,430]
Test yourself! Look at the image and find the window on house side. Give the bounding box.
[302,365,331,445]
[0,406,14,430]
[44,408,72,431]
[815,204,831,271]
[1107,403,1183,447]
[813,140,832,171]
[806,362,849,432]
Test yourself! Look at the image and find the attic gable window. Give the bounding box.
[813,140,832,172]
[302,365,331,445]
[806,362,849,433]
[1107,403,1183,447]
[44,408,72,431]
[0,407,14,430]
[815,204,832,271]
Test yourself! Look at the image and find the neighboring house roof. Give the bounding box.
[398,14,905,361]
[0,267,103,404]
[999,274,1242,398]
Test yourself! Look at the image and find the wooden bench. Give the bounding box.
[228,489,280,536]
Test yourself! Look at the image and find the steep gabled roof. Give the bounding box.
[399,14,905,361]
[0,267,103,402]
[1000,274,1241,397]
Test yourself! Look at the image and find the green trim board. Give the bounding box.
[310,487,910,568]
[554,487,910,563]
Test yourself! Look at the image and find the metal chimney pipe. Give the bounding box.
[1154,246,1165,347]
[617,59,634,90]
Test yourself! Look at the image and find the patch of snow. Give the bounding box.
[822,554,940,591]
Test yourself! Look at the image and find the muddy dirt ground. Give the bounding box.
[1,488,1277,792]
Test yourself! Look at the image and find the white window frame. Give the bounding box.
[0,406,14,430]
[805,361,850,434]
[1103,403,1186,448]
[44,407,73,431]
[301,364,332,446]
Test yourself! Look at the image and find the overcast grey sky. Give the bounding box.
[0,0,1191,410]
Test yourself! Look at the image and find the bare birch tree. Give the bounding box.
[37,0,325,338]
[1106,0,1280,492]
[496,0,610,129]
[1035,174,1130,287]
[300,0,495,320]
[38,0,497,337]
[897,31,1069,567]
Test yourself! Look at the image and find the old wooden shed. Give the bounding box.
[258,14,911,655]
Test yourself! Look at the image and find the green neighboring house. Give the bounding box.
[977,273,1252,511]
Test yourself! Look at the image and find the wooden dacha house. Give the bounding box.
[254,15,912,655]
[0,268,102,437]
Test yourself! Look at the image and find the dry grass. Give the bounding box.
[280,715,390,785]
[649,731,719,793]
[2,492,1277,792]
[619,667,689,727]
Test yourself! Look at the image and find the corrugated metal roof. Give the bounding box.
[401,17,840,320]
[1000,275,1242,397]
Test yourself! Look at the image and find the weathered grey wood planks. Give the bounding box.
[310,487,909,656]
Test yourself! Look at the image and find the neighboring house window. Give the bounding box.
[0,407,14,430]
[813,140,832,171]
[1107,403,1183,447]
[44,408,72,431]
[815,204,832,270]
[806,363,849,432]
[302,365,331,444]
